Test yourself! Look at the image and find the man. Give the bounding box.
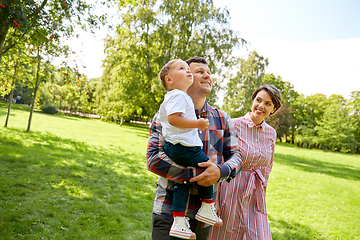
[146,56,243,240]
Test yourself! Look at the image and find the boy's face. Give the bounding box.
[166,60,193,92]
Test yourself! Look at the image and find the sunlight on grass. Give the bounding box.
[50,180,93,199]
[0,104,155,239]
[268,143,360,240]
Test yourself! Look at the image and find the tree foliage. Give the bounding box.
[97,0,244,122]
[315,96,357,152]
[347,90,360,152]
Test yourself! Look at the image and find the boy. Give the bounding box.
[158,59,222,239]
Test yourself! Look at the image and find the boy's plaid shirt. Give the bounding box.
[146,101,243,225]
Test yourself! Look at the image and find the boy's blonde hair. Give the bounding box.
[159,59,182,90]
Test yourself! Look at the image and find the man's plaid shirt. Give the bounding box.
[146,101,243,226]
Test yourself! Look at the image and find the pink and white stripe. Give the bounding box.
[209,113,276,240]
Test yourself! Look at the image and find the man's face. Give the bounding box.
[187,62,212,97]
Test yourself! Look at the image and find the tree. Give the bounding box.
[223,51,268,118]
[97,0,244,123]
[1,0,136,131]
[0,0,137,63]
[1,46,32,127]
[347,90,360,153]
[315,96,357,153]
[293,94,329,147]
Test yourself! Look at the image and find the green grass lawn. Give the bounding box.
[0,102,359,239]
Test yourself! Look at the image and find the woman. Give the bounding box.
[209,85,282,240]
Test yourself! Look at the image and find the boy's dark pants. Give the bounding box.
[164,141,212,212]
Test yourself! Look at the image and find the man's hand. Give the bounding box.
[189,156,220,187]
[197,118,209,131]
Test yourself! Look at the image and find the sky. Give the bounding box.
[67,0,360,99]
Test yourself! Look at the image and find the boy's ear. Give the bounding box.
[165,75,173,85]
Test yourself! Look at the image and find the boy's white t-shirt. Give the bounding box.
[159,89,203,147]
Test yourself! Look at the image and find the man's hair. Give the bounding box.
[159,59,180,90]
[185,56,208,66]
[252,85,283,115]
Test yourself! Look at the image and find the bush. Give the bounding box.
[41,105,58,114]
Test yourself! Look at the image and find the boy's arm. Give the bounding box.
[168,112,209,131]
[146,112,205,183]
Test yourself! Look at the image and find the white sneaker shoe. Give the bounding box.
[169,216,196,239]
[195,202,223,227]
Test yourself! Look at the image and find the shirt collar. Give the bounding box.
[195,101,214,115]
[244,112,265,131]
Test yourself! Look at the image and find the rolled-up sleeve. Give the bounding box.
[218,110,243,182]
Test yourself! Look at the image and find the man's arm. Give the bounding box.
[146,112,204,183]
[220,110,243,181]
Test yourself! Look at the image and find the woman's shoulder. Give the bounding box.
[263,121,277,137]
[232,113,250,125]
[232,116,246,125]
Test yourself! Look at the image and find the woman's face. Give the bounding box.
[250,90,275,125]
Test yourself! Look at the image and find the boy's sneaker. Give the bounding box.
[169,216,196,239]
[195,202,223,227]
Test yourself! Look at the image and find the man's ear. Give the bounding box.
[165,75,173,85]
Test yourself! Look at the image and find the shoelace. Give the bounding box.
[184,217,191,229]
[211,204,220,219]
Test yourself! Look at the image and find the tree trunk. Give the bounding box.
[27,60,41,132]
[4,60,18,127]
[119,116,124,126]
[290,128,295,144]
[0,22,10,64]
[4,88,14,127]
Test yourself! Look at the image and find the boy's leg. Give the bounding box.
[172,183,191,212]
[198,185,214,202]
[170,183,196,239]
[196,186,223,227]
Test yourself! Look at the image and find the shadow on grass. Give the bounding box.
[269,215,327,240]
[0,128,154,239]
[274,153,360,181]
